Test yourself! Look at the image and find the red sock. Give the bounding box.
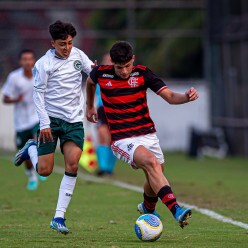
[143,193,158,212]
[157,185,179,215]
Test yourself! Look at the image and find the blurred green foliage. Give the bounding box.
[0,6,204,84]
[88,8,204,78]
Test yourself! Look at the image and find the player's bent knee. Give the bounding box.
[145,156,160,171]
[66,163,78,174]
[37,164,53,177]
[37,170,50,177]
[37,167,52,177]
[37,154,54,176]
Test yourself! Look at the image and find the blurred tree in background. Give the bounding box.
[0,1,204,85]
[88,8,203,78]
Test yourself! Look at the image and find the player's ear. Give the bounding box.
[132,55,135,62]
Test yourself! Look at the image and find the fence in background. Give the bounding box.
[206,0,248,156]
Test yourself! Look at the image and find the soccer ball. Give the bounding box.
[134,214,163,241]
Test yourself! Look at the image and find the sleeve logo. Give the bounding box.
[74,60,83,71]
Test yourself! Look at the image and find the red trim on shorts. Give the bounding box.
[112,144,130,160]
[112,143,137,169]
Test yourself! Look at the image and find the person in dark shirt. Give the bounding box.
[86,41,199,228]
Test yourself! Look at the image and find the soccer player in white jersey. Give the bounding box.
[2,50,47,190]
[14,20,95,235]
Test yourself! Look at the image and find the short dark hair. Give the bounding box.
[49,20,77,40]
[110,41,133,64]
[18,49,36,60]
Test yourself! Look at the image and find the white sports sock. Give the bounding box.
[54,173,77,219]
[28,145,38,172]
[25,168,37,181]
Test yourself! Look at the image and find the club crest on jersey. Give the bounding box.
[74,60,83,71]
[128,77,139,87]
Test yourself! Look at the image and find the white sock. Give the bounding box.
[25,168,37,181]
[54,173,77,219]
[28,145,38,172]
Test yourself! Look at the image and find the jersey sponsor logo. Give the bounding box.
[74,60,83,71]
[128,77,139,87]
[130,72,139,76]
[106,81,112,87]
[103,73,114,78]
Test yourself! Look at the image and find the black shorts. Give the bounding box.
[97,106,108,126]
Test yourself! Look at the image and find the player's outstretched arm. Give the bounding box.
[86,76,98,123]
[159,87,199,104]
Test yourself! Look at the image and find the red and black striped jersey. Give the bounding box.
[90,65,167,142]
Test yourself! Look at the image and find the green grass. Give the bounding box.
[0,151,248,247]
[109,153,248,223]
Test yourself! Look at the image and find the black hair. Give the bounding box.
[49,20,77,40]
[18,49,36,60]
[110,41,133,64]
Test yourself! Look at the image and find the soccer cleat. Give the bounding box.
[137,202,161,219]
[14,139,37,166]
[174,207,192,228]
[50,217,69,235]
[26,179,38,191]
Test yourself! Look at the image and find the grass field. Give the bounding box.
[0,151,247,247]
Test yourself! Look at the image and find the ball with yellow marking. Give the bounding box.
[134,214,163,241]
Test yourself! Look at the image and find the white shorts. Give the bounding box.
[111,133,164,169]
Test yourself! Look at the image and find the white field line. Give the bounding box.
[3,154,248,231]
[53,165,248,230]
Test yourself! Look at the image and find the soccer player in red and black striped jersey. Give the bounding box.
[86,41,199,228]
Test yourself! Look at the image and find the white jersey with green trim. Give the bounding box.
[2,68,39,132]
[33,47,93,130]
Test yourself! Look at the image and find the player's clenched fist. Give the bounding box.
[185,87,199,101]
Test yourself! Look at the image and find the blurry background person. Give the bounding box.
[95,53,116,176]
[2,49,46,190]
